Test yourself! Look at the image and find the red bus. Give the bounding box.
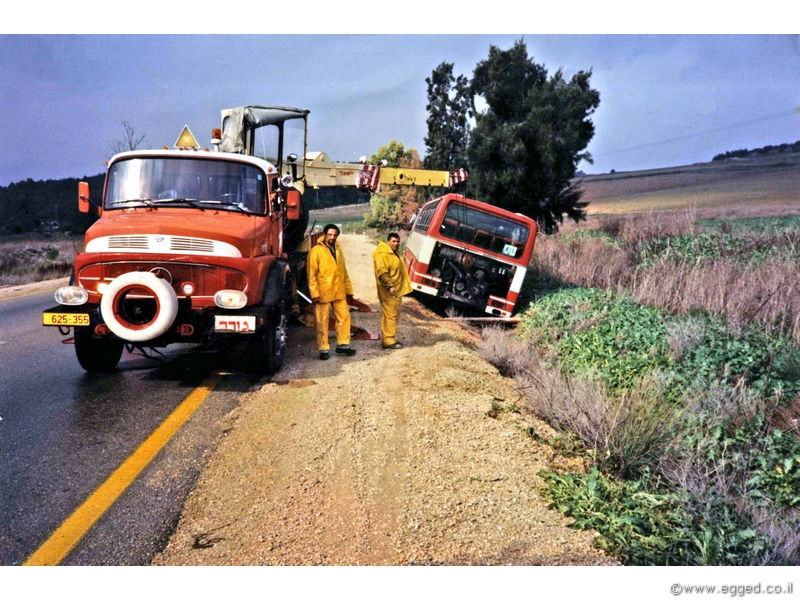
[404,194,537,318]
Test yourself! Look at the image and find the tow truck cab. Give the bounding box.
[44,149,302,374]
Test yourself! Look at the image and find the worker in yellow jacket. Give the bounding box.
[308,224,357,360]
[372,232,412,349]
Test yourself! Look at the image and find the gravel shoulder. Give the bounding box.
[145,234,616,565]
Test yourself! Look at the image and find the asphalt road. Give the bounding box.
[0,290,264,565]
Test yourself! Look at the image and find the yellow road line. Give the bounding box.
[24,373,220,566]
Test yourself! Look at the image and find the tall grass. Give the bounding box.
[480,326,680,478]
[532,212,800,342]
[0,235,80,287]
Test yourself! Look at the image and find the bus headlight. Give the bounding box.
[214,290,247,309]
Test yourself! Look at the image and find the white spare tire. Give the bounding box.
[100,271,178,342]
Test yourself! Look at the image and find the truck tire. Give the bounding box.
[248,302,287,374]
[249,265,291,374]
[262,261,289,307]
[100,272,178,342]
[74,328,124,372]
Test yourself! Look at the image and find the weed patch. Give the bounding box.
[541,468,773,565]
[532,212,800,342]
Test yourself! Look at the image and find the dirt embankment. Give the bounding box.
[0,277,69,302]
[149,233,615,565]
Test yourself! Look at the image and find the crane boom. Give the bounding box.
[218,106,468,193]
[302,152,460,191]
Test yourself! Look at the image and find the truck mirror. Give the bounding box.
[78,181,91,213]
[286,189,301,220]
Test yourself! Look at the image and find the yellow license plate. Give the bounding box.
[43,313,91,327]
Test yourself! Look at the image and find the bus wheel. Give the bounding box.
[74,328,124,373]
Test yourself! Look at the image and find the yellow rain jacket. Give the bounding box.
[308,236,353,303]
[372,240,412,302]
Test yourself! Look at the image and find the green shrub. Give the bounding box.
[675,318,800,399]
[518,286,800,401]
[518,287,673,394]
[541,468,772,565]
[747,429,800,509]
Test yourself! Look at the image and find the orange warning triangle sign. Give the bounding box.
[174,125,200,148]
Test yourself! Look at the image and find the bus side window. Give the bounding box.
[455,225,475,244]
[440,218,457,237]
[473,230,492,250]
[493,237,512,254]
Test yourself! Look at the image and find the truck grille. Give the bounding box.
[108,235,150,249]
[86,234,242,257]
[170,237,215,253]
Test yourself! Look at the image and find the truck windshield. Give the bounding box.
[439,202,530,259]
[105,157,267,214]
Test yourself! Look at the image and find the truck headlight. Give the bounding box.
[55,286,89,306]
[214,290,247,309]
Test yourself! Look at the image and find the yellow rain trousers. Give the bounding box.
[313,298,350,351]
[372,240,412,347]
[308,237,354,350]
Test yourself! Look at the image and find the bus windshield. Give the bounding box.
[438,202,530,259]
[105,157,267,214]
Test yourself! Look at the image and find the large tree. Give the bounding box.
[369,140,416,168]
[364,141,427,229]
[423,62,471,172]
[468,40,600,232]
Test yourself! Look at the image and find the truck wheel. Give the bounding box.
[74,328,124,373]
[249,303,287,375]
[262,261,290,306]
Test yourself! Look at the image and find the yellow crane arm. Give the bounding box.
[300,152,464,191]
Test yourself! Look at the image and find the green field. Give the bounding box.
[580,153,800,218]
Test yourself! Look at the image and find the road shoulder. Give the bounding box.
[153,234,616,566]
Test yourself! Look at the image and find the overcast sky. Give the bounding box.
[1,32,799,186]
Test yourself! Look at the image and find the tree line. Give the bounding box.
[712,140,800,161]
[0,174,103,235]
